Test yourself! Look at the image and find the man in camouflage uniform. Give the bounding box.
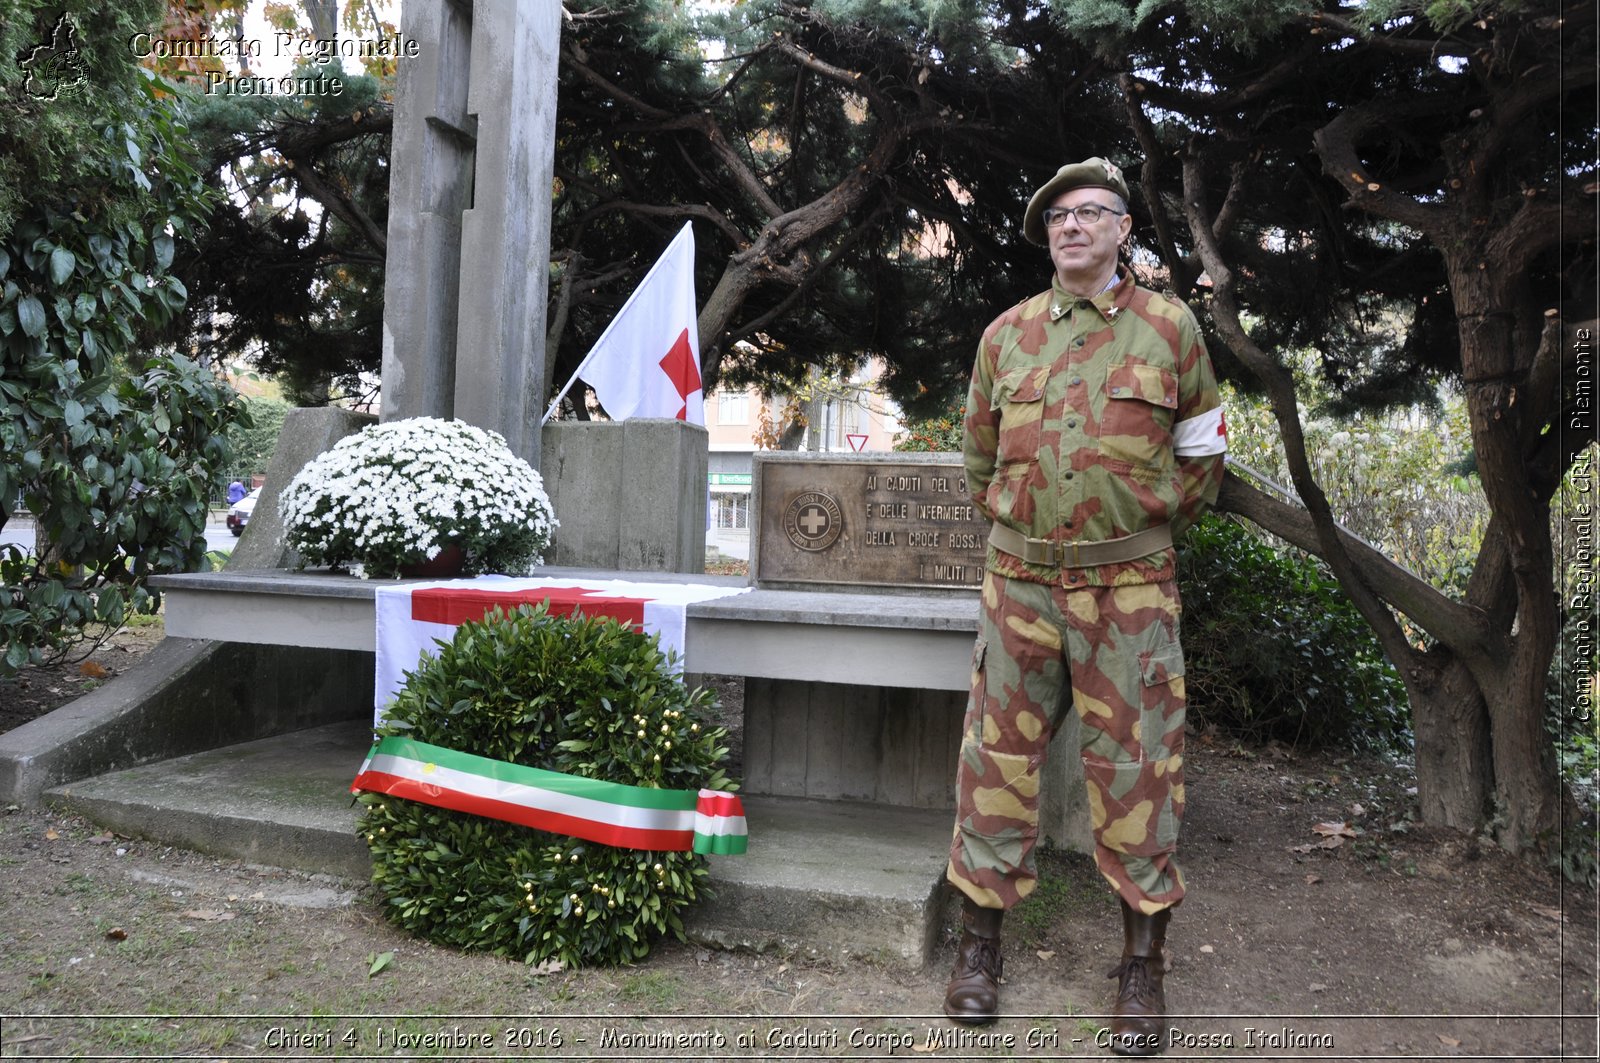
[942,158,1227,1056]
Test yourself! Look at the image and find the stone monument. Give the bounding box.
[746,451,1093,850]
[379,0,560,469]
[751,452,987,592]
[376,0,705,568]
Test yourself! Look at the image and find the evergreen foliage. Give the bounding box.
[0,3,244,676]
[221,394,290,487]
[165,66,391,400]
[1177,516,1410,751]
[0,3,166,239]
[362,605,736,967]
[551,0,1127,417]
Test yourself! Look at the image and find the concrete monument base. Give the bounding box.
[540,418,708,572]
[44,719,954,968]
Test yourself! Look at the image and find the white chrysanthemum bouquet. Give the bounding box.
[279,417,557,579]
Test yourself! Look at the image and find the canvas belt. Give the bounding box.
[987,522,1173,568]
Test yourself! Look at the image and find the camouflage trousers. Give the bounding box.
[947,570,1188,915]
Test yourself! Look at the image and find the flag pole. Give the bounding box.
[540,221,696,425]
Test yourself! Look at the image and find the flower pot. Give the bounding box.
[398,544,466,579]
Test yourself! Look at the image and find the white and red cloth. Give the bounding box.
[571,221,704,424]
[373,575,749,724]
[1174,406,1228,457]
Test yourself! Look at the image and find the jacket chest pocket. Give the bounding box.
[1098,361,1177,468]
[993,366,1049,466]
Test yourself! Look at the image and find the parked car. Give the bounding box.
[227,487,261,536]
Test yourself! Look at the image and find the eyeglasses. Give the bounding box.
[1042,204,1124,227]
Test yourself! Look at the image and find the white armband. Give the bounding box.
[1173,407,1227,457]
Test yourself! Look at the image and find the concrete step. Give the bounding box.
[44,721,954,967]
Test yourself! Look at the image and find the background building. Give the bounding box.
[703,358,903,557]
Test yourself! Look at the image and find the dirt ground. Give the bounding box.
[1,625,1596,1061]
[0,621,167,736]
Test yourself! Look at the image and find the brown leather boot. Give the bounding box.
[943,898,1004,1025]
[1107,899,1171,1056]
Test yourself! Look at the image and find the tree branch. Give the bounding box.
[1212,161,1246,244]
[542,249,582,402]
[1312,102,1449,239]
[583,197,745,247]
[1122,48,1321,115]
[725,202,890,349]
[1182,147,1422,665]
[1119,75,1196,295]
[703,42,777,106]
[200,105,392,171]
[770,34,887,113]
[1488,197,1592,281]
[1306,10,1474,58]
[562,42,785,220]
[1217,472,1491,656]
[1524,310,1579,459]
[272,107,393,157]
[1467,49,1596,201]
[559,40,674,121]
[279,152,387,255]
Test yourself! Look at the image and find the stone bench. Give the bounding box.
[150,566,1090,839]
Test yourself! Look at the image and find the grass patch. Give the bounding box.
[77,1016,187,1053]
[1009,847,1111,949]
[617,969,682,1007]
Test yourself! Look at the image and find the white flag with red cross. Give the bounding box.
[372,576,748,724]
[554,221,704,424]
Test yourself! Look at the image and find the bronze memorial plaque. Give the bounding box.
[755,455,987,590]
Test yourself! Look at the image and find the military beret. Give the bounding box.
[1022,157,1132,246]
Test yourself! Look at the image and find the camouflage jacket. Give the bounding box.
[963,273,1226,588]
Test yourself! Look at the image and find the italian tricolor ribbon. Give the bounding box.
[351,736,748,855]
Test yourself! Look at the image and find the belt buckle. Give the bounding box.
[1030,538,1058,566]
[1042,539,1081,567]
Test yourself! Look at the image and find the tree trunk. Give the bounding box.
[1406,648,1494,829]
[301,0,338,45]
[778,417,807,451]
[1446,253,1564,852]
[697,258,760,379]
